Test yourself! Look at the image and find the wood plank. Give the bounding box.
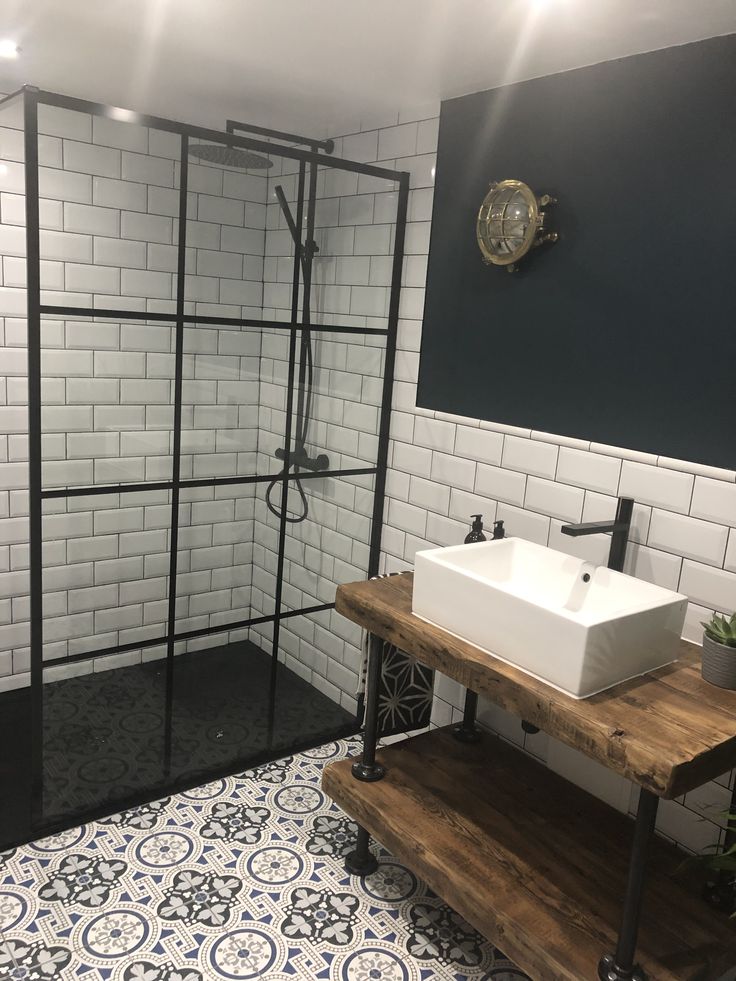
[335,574,736,797]
[323,727,736,981]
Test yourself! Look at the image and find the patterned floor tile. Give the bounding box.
[2,736,532,981]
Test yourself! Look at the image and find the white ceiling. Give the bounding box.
[1,0,735,139]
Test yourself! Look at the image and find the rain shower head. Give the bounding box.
[189,143,273,170]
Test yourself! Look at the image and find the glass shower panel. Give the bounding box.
[37,105,182,316]
[250,476,283,623]
[0,93,28,318]
[39,317,175,489]
[7,89,406,847]
[169,480,271,789]
[41,659,169,824]
[179,321,263,482]
[263,152,300,323]
[271,606,359,755]
[311,164,400,330]
[40,491,171,823]
[167,628,273,788]
[286,327,386,474]
[184,138,271,321]
[280,473,376,615]
[41,490,172,661]
[256,326,291,477]
[174,483,267,642]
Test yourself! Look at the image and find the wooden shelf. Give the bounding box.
[335,573,736,798]
[323,727,736,981]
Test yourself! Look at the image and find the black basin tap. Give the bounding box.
[560,497,634,573]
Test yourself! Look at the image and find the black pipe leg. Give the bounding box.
[352,634,386,782]
[598,788,659,981]
[345,825,378,876]
[453,689,482,743]
[346,635,384,875]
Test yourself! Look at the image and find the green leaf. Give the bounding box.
[703,613,736,646]
[702,855,736,872]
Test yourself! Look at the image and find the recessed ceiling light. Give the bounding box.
[0,39,20,59]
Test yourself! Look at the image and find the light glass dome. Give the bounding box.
[476,180,556,271]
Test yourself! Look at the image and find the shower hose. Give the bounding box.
[265,327,315,526]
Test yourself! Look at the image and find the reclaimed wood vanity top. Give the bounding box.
[335,572,736,798]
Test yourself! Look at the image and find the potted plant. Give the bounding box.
[701,613,736,690]
[698,813,736,914]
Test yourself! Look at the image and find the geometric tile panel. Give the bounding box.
[0,735,531,979]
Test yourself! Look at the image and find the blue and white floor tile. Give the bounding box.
[0,736,531,980]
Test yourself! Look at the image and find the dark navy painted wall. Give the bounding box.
[417,35,736,468]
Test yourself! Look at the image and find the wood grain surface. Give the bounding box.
[324,727,736,981]
[335,573,736,798]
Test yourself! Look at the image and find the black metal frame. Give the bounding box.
[598,789,659,981]
[345,632,385,877]
[13,85,409,833]
[226,117,335,155]
[348,632,663,980]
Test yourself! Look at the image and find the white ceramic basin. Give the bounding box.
[412,538,688,698]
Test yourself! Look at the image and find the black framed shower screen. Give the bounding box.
[10,85,408,832]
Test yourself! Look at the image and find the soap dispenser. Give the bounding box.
[464,514,487,544]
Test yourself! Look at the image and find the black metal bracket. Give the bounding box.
[226,117,335,154]
[345,826,378,877]
[273,185,320,272]
[351,759,386,782]
[597,952,648,981]
[351,634,386,782]
[453,689,482,743]
[452,725,482,744]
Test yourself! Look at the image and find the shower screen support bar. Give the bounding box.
[226,117,335,154]
[24,86,44,828]
[162,131,190,776]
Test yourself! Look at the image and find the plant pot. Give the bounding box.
[701,633,736,690]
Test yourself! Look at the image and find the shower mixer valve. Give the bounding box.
[275,445,330,472]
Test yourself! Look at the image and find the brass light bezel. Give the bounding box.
[476,179,556,272]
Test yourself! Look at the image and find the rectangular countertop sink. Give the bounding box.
[412,538,688,698]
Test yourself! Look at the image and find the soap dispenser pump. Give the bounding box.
[464,514,487,544]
